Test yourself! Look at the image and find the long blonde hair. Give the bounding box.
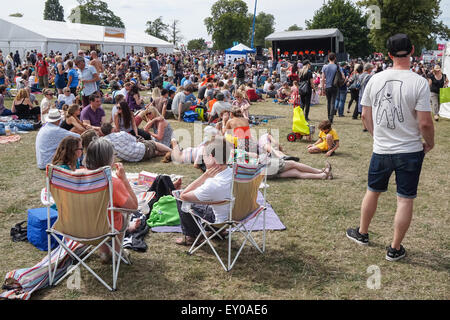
[151,87,161,100]
[14,89,29,102]
[300,64,309,78]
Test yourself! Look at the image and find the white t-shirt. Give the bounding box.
[40,97,53,124]
[58,93,76,106]
[361,69,431,154]
[194,167,233,223]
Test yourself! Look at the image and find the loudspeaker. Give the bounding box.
[256,46,263,60]
[256,46,263,56]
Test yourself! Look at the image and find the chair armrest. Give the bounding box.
[172,189,232,205]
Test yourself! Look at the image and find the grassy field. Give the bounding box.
[0,91,449,300]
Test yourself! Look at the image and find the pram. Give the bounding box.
[287,105,315,142]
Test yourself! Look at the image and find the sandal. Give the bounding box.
[327,172,334,180]
[175,235,196,246]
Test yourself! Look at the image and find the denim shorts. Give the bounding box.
[367,151,425,199]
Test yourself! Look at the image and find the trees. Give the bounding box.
[204,0,252,50]
[170,20,183,47]
[145,17,169,41]
[306,0,372,58]
[68,0,124,28]
[254,12,275,48]
[358,0,450,54]
[286,24,303,31]
[44,0,65,22]
[187,38,207,51]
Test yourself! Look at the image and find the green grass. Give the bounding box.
[0,92,449,300]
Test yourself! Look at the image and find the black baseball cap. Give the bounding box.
[387,33,413,57]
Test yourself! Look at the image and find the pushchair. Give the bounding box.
[287,105,315,142]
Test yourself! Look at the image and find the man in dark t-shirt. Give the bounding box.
[235,59,246,87]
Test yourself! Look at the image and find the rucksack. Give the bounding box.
[299,80,309,96]
[333,65,345,88]
[146,195,180,228]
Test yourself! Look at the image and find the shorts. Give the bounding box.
[39,75,49,88]
[266,157,286,179]
[142,140,156,160]
[367,151,425,199]
[316,140,336,151]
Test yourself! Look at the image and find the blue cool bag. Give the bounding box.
[27,207,61,251]
[183,110,199,123]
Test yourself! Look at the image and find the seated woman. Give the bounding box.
[11,88,41,121]
[113,101,139,137]
[232,92,251,120]
[0,85,13,116]
[60,104,91,134]
[82,138,140,262]
[126,84,143,112]
[277,83,291,104]
[57,87,76,109]
[143,106,173,148]
[51,136,83,171]
[245,82,263,102]
[307,120,340,157]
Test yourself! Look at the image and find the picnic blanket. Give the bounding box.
[0,134,21,144]
[1,239,88,300]
[151,191,286,233]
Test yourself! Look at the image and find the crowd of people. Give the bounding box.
[0,31,445,264]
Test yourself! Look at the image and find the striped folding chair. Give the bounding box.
[173,161,268,272]
[45,164,139,291]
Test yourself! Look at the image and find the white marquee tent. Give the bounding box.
[224,43,256,65]
[0,16,174,58]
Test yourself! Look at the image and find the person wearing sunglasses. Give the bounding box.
[52,136,83,171]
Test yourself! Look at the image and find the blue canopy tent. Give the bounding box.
[225,43,256,65]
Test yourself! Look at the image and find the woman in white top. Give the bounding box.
[57,87,76,109]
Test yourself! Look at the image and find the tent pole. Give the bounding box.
[250,0,258,49]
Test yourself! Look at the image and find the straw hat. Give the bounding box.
[45,109,62,123]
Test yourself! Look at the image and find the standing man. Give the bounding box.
[346,34,435,262]
[13,50,21,68]
[321,52,341,123]
[74,55,100,107]
[35,53,49,90]
[89,51,104,93]
[235,58,246,87]
[149,54,160,81]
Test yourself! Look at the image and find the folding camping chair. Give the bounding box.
[45,165,138,291]
[173,161,268,272]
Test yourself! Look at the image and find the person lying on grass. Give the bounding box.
[307,120,340,157]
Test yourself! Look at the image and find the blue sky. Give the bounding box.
[3,0,450,44]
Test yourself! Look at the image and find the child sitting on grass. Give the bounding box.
[307,120,339,157]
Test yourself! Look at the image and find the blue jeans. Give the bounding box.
[334,88,348,116]
[367,151,425,199]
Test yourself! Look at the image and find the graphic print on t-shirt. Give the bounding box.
[374,80,405,129]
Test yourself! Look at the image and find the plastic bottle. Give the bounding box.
[5,124,11,136]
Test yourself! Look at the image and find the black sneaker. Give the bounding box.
[385,245,406,262]
[346,227,369,246]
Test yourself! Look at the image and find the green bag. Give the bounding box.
[439,87,450,104]
[146,195,180,228]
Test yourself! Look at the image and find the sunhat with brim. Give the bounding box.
[45,109,62,123]
[433,65,442,72]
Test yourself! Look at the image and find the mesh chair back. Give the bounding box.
[47,165,113,241]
